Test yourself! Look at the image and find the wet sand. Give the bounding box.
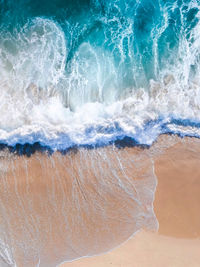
[0,135,200,266]
[154,137,200,239]
[0,140,157,266]
[63,136,200,267]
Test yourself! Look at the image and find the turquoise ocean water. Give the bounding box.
[0,0,200,150]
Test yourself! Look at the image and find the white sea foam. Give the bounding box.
[0,15,200,149]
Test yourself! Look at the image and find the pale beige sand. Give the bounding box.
[63,231,200,267]
[0,135,200,267]
[62,136,200,267]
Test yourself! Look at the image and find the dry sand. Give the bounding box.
[0,135,200,267]
[62,231,200,267]
[62,136,200,267]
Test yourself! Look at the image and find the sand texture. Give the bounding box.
[0,136,199,266]
[63,136,200,267]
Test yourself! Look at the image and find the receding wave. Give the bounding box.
[0,145,158,267]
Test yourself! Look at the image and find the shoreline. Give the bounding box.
[0,135,200,266]
[0,133,194,157]
[62,135,200,267]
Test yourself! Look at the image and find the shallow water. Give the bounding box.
[0,146,158,266]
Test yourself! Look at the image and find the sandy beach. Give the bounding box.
[63,136,200,267]
[0,135,200,267]
[63,231,200,267]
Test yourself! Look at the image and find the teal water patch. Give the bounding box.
[0,0,199,149]
[1,0,199,85]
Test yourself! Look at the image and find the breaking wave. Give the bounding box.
[0,0,200,150]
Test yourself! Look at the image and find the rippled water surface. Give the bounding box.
[0,0,199,148]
